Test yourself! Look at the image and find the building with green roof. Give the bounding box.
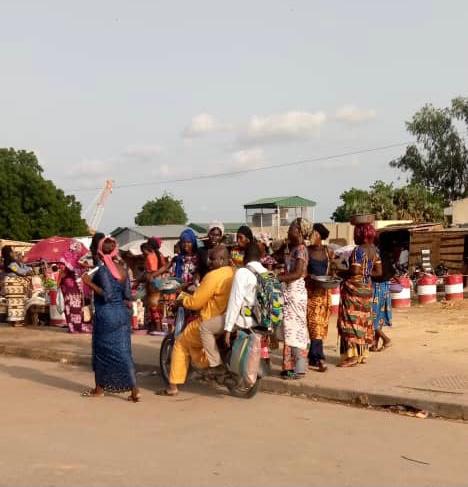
[243,195,316,237]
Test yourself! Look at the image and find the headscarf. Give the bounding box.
[98,237,121,280]
[354,223,376,245]
[236,225,254,243]
[313,223,330,241]
[291,217,313,240]
[174,228,198,279]
[208,221,224,236]
[255,232,272,247]
[61,241,87,271]
[148,236,163,250]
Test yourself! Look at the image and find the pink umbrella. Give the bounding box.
[24,236,88,265]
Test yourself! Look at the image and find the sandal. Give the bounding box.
[337,359,358,368]
[280,371,299,380]
[127,393,141,402]
[155,389,178,397]
[81,389,104,398]
[378,342,392,351]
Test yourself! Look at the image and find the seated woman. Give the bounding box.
[1,246,32,326]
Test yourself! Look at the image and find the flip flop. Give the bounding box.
[378,343,393,352]
[127,394,142,402]
[337,360,358,368]
[155,389,178,397]
[81,389,104,398]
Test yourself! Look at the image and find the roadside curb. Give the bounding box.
[259,377,468,421]
[1,345,467,420]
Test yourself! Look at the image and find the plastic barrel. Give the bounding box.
[417,274,438,304]
[331,287,340,314]
[444,274,464,301]
[391,277,411,308]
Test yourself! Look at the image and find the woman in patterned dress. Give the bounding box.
[278,218,311,380]
[306,223,334,372]
[337,223,382,367]
[1,246,32,326]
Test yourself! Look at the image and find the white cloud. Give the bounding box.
[123,144,162,161]
[182,113,226,138]
[232,148,266,169]
[335,105,376,123]
[241,110,326,144]
[68,159,111,178]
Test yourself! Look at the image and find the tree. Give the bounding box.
[390,97,468,203]
[332,180,444,223]
[0,148,89,240]
[135,192,187,226]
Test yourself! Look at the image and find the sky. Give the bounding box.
[1,0,467,233]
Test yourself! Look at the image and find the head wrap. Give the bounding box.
[236,225,254,243]
[354,223,376,245]
[313,223,330,241]
[98,237,121,280]
[255,232,272,247]
[208,221,224,236]
[148,236,162,250]
[61,241,87,271]
[291,217,313,240]
[174,228,198,279]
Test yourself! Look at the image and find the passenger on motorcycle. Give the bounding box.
[200,243,267,372]
[158,246,234,396]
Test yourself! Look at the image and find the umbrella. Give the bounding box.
[24,236,88,264]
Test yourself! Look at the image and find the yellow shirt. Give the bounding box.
[182,265,234,322]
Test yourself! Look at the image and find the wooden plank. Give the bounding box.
[440,247,465,254]
[440,238,465,245]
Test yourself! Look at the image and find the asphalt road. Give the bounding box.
[0,356,466,487]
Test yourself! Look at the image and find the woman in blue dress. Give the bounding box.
[82,237,140,402]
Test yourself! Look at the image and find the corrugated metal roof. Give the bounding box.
[189,222,245,234]
[377,223,443,233]
[112,225,201,239]
[243,196,316,209]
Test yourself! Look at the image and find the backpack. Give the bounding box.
[246,265,284,331]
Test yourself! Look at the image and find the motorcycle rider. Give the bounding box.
[199,243,268,371]
[158,245,233,396]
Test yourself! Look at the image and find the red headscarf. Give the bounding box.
[98,237,121,280]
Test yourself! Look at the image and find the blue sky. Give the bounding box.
[1,0,467,232]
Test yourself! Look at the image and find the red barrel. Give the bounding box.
[331,286,340,314]
[391,277,411,308]
[417,274,438,304]
[444,274,464,301]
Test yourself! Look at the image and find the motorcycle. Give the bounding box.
[159,306,271,399]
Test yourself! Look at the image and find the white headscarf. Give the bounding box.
[208,221,224,236]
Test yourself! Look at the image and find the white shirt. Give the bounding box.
[224,261,268,332]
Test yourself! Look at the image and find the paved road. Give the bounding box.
[0,356,466,487]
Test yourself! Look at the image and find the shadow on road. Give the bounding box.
[0,363,86,393]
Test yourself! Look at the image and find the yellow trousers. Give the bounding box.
[169,320,210,384]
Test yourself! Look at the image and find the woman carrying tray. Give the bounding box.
[306,223,335,372]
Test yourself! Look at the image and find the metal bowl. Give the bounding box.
[311,276,342,289]
[350,214,375,225]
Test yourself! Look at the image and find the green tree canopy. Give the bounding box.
[390,97,468,204]
[332,180,444,223]
[0,148,89,240]
[135,192,188,226]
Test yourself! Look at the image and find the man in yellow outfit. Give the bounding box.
[161,245,234,396]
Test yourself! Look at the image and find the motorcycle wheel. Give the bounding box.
[225,377,261,399]
[159,333,175,385]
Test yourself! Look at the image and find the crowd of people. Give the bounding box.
[1,217,396,400]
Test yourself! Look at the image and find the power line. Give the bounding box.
[66,141,412,193]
